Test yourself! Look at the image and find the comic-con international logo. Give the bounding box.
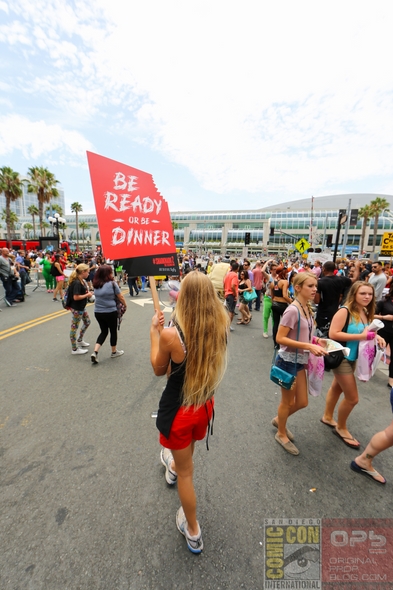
[264,519,321,589]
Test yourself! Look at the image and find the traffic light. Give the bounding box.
[326,234,333,247]
[245,232,251,245]
[270,227,275,236]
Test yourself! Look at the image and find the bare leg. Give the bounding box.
[276,370,308,444]
[172,442,198,536]
[353,420,393,482]
[331,373,359,443]
[322,376,342,426]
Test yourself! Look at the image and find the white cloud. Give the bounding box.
[1,0,393,203]
[0,114,93,161]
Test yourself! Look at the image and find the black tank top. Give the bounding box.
[156,322,186,438]
[156,321,215,448]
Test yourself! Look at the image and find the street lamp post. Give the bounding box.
[48,213,66,239]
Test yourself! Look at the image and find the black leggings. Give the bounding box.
[95,311,118,347]
[272,301,288,345]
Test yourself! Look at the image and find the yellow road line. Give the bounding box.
[0,309,68,336]
[0,313,69,340]
[0,301,95,341]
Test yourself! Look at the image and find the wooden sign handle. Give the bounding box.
[149,276,163,332]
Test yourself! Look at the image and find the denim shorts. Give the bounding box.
[275,354,305,376]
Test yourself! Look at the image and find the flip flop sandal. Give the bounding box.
[333,428,360,449]
[350,460,386,484]
[320,418,336,428]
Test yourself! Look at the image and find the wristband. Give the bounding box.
[367,331,376,341]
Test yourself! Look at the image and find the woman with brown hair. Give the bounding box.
[150,271,229,554]
[270,266,292,348]
[52,254,66,302]
[237,269,252,324]
[321,281,386,448]
[90,265,127,363]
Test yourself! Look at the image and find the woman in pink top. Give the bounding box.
[272,273,327,456]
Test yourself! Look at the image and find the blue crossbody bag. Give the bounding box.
[269,308,301,390]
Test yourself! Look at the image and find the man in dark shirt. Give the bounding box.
[315,260,360,331]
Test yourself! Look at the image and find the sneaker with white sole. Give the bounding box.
[111,350,124,358]
[72,348,88,355]
[77,340,90,347]
[91,352,98,364]
[263,333,269,338]
[176,507,203,554]
[160,448,177,485]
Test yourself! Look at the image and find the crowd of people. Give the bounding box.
[3,245,393,553]
[147,254,393,553]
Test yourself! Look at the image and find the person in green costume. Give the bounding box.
[41,252,55,292]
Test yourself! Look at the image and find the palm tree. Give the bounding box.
[79,221,89,248]
[23,222,34,239]
[46,203,64,217]
[0,166,24,247]
[1,208,19,236]
[27,167,59,236]
[71,202,83,251]
[41,221,50,237]
[370,197,390,252]
[358,205,372,254]
[27,204,39,238]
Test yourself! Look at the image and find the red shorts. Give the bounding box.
[160,399,214,450]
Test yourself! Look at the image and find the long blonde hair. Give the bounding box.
[173,271,229,407]
[344,281,375,323]
[68,263,89,286]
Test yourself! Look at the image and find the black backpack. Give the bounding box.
[50,263,57,276]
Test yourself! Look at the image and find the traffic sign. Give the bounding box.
[381,232,393,256]
[295,238,310,254]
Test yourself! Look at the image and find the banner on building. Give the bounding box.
[87,152,179,276]
[381,232,393,256]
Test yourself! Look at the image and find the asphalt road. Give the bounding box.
[1,283,393,589]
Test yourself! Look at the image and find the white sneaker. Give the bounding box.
[111,350,124,358]
[72,348,88,355]
[160,448,177,485]
[176,507,203,554]
[263,333,269,338]
[77,340,90,347]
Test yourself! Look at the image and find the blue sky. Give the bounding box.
[1,0,393,215]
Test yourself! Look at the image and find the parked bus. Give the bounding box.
[0,239,71,255]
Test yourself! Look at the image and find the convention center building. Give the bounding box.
[2,193,393,257]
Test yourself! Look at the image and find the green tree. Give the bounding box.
[27,167,59,236]
[46,203,64,217]
[0,166,23,247]
[79,221,89,248]
[27,204,39,238]
[41,221,50,237]
[1,208,19,236]
[71,202,83,251]
[23,222,34,239]
[358,205,372,254]
[369,197,390,252]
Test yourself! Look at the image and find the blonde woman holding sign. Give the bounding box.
[150,271,229,554]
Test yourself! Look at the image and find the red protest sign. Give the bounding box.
[87,152,179,275]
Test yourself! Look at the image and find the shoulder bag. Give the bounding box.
[112,281,126,329]
[324,307,350,371]
[243,288,257,302]
[270,308,300,390]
